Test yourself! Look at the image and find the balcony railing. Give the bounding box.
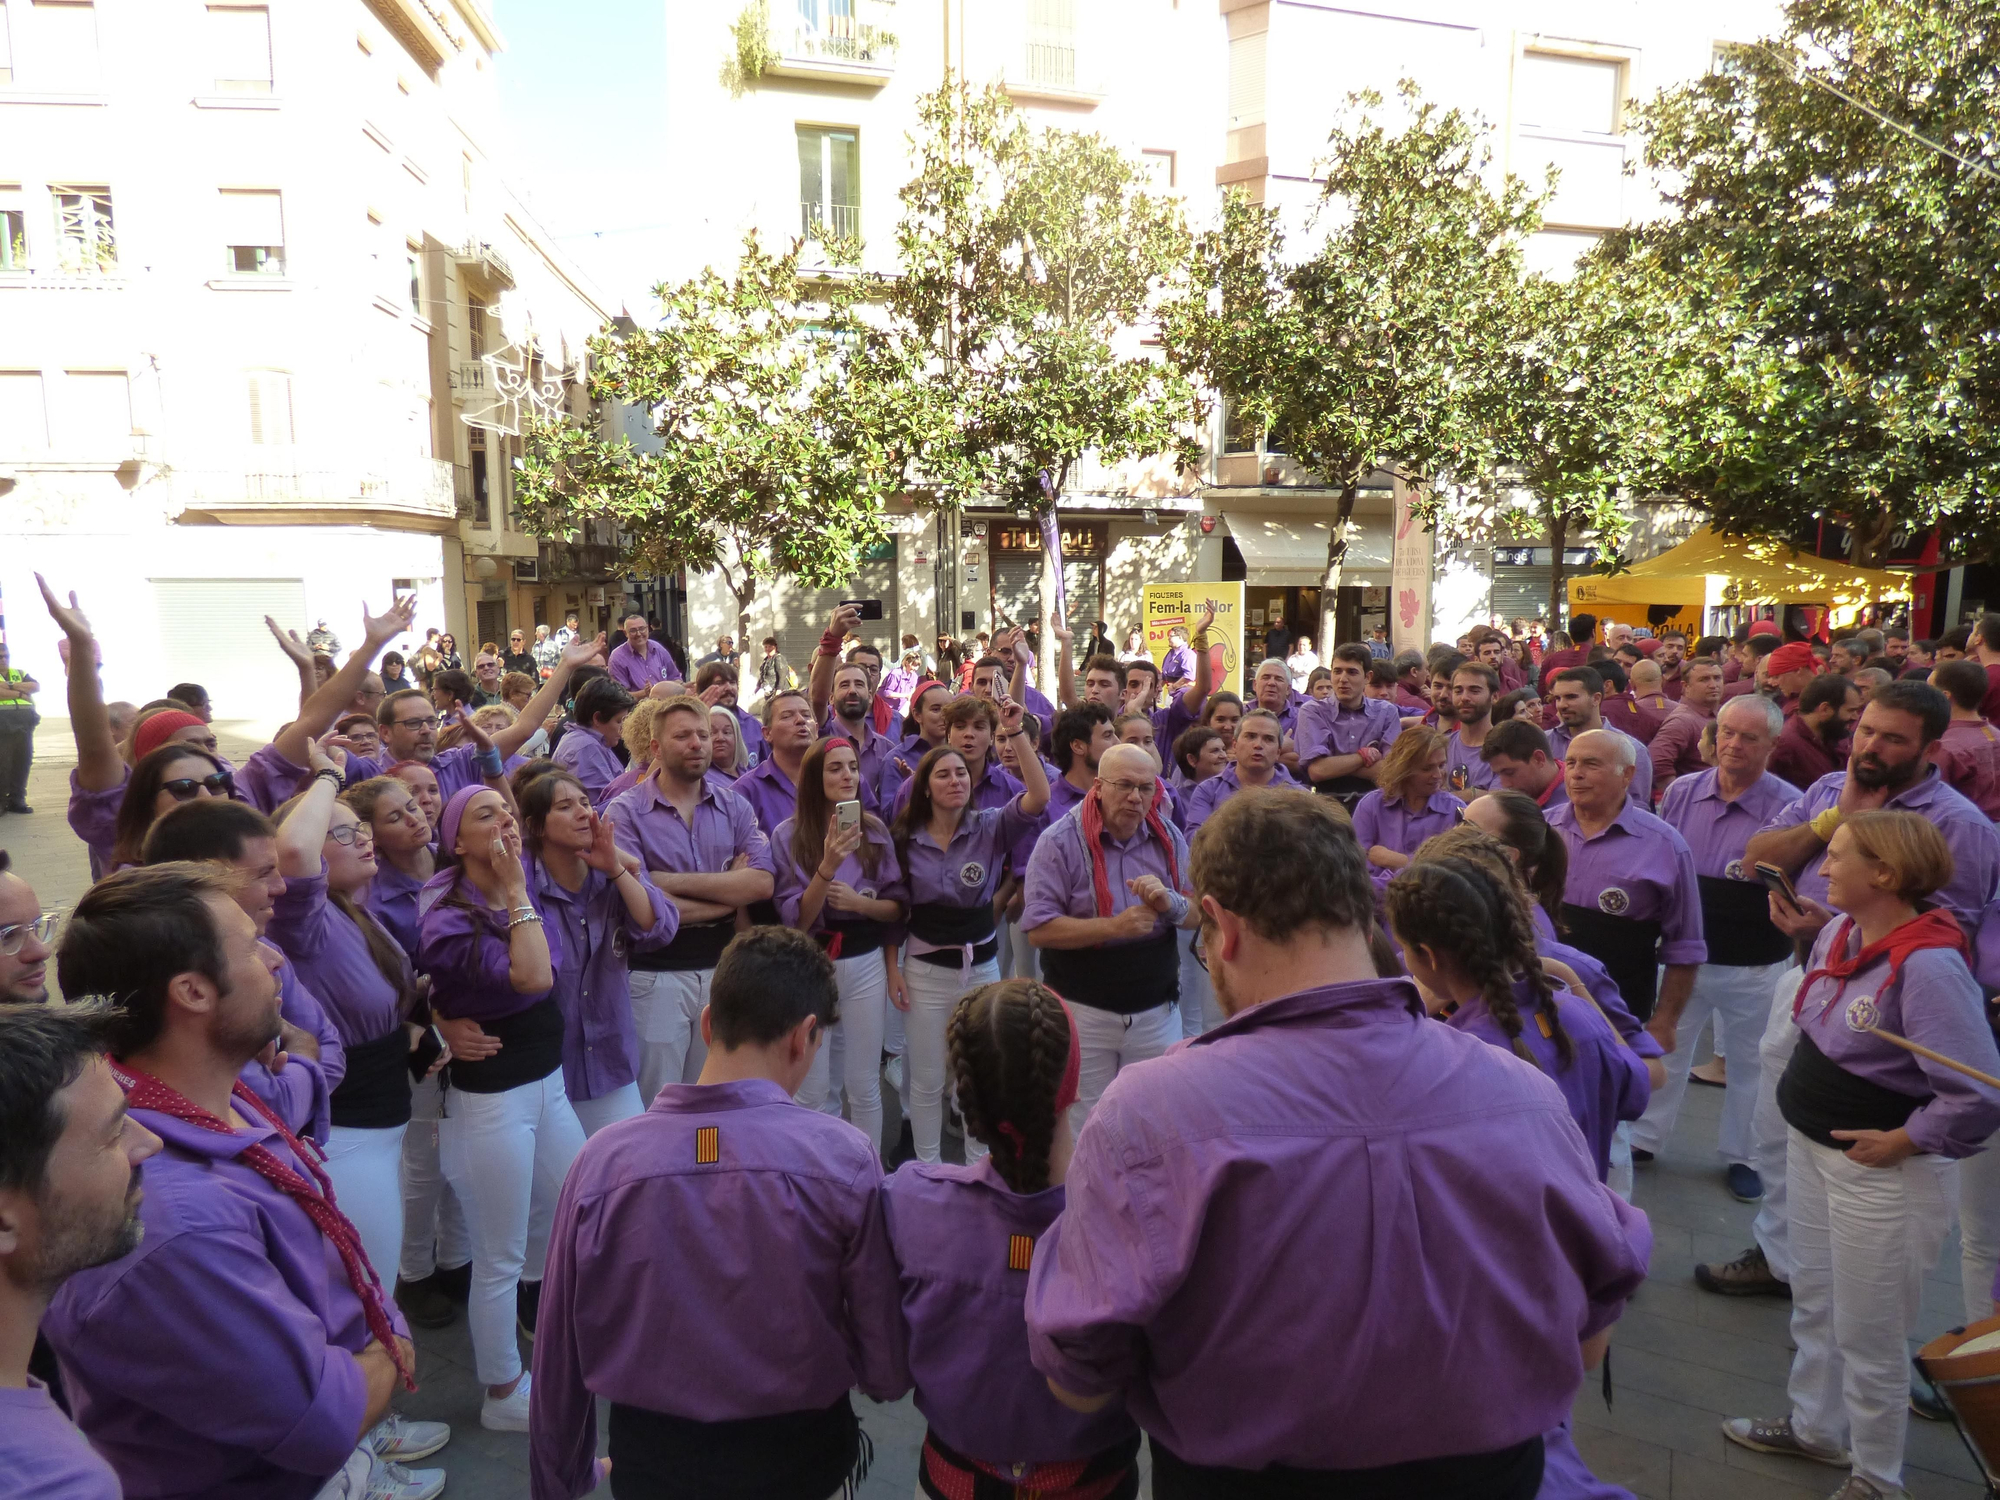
[801,200,861,241]
[1026,39,1076,88]
[767,5,895,83]
[171,454,457,521]
[542,540,623,580]
[785,17,891,64]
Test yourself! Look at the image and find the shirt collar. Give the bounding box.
[647,1076,795,1113]
[1192,977,1424,1045]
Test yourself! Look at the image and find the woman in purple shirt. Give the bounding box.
[774,737,907,1165]
[269,751,434,1293]
[883,980,1140,1499]
[551,675,633,806]
[888,708,1049,1165]
[1352,726,1464,890]
[516,766,676,1138]
[416,784,583,1434]
[344,775,434,959]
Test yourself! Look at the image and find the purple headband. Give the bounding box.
[435,783,488,859]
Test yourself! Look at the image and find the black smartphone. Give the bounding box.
[1754,861,1802,908]
[841,598,885,621]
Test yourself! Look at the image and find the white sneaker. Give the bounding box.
[364,1412,452,1463]
[480,1370,531,1432]
[364,1458,446,1500]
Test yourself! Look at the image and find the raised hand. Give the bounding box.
[363,594,419,649]
[700,682,730,707]
[265,616,314,667]
[998,698,1025,737]
[1196,603,1216,636]
[582,811,624,875]
[303,734,339,777]
[36,574,94,641]
[819,814,863,877]
[563,631,609,670]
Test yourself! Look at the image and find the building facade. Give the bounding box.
[0,0,618,721]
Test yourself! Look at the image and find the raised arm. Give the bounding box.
[1051,623,1076,709]
[37,574,121,792]
[272,596,417,766]
[809,605,860,722]
[264,617,319,711]
[1000,699,1049,815]
[1181,605,1216,721]
[275,740,341,879]
[492,632,607,759]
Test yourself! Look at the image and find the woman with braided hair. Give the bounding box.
[1387,857,1649,1184]
[883,980,1141,1500]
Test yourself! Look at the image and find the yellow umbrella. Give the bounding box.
[1568,527,1910,625]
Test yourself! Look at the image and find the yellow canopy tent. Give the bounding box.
[1568,527,1911,630]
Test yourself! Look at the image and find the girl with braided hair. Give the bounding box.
[1387,857,1649,1184]
[882,980,1141,1500]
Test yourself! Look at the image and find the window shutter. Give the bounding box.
[247,370,292,445]
[1228,31,1266,129]
[207,5,271,91]
[219,188,283,247]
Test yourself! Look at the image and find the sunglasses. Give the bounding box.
[162,771,235,801]
[0,911,57,956]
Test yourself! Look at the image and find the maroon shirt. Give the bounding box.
[1768,712,1841,789]
[1983,662,2000,723]
[1537,647,1588,692]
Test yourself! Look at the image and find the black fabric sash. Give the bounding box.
[1778,1030,1932,1149]
[444,997,564,1095]
[1041,927,1180,1016]
[632,920,734,973]
[329,1028,412,1130]
[1559,904,1664,1022]
[818,920,886,959]
[1315,774,1375,810]
[1696,875,1792,969]
[920,1426,1140,1500]
[908,900,998,948]
[608,1393,860,1500]
[1151,1435,1543,1500]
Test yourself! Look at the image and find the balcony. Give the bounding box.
[766,3,895,86]
[800,200,861,242]
[451,238,515,292]
[169,453,459,531]
[542,540,623,581]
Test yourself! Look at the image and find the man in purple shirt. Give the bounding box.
[1443,660,1501,795]
[1025,792,1649,1490]
[1183,709,1304,836]
[604,613,682,694]
[1025,744,1200,1126]
[734,689,815,836]
[0,1003,163,1500]
[1549,729,1707,1039]
[47,865,443,1500]
[1643,694,1800,1202]
[607,696,776,1104]
[1547,666,1654,806]
[1159,625,1196,693]
[1480,718,1571,811]
[1648,657,1725,795]
[1047,702,1118,819]
[529,928,906,1500]
[1297,642,1404,809]
[814,657,896,814]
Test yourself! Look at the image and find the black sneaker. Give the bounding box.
[435,1261,471,1303]
[517,1278,542,1341]
[393,1275,456,1330]
[1695,1245,1791,1298]
[6,803,32,814]
[1631,1147,1655,1164]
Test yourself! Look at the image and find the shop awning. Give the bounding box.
[1223,511,1391,585]
[1568,527,1911,623]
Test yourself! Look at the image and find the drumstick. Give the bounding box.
[1845,998,2000,1091]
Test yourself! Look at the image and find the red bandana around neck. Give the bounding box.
[1795,909,1968,1024]
[111,1062,414,1390]
[1079,780,1179,919]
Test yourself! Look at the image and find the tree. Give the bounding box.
[513,234,925,681]
[1162,83,1548,638]
[1623,0,2000,564]
[891,81,1204,689]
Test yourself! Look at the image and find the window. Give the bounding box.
[51,185,113,274]
[1227,29,1266,129]
[1517,53,1623,136]
[1026,0,1076,88]
[467,295,487,358]
[796,126,858,239]
[219,188,284,274]
[1141,149,1176,189]
[1221,397,1256,454]
[407,245,422,315]
[32,0,96,90]
[246,370,292,444]
[0,185,23,269]
[469,425,490,526]
[0,372,47,449]
[58,370,129,451]
[207,5,271,92]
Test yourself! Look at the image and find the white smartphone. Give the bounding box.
[835,800,862,834]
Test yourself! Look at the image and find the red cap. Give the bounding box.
[1747,620,1783,639]
[133,711,208,761]
[1636,637,1661,656]
[1767,643,1820,677]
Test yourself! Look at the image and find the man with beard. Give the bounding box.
[1048,702,1119,819]
[44,865,440,1500]
[817,656,896,814]
[1479,719,1569,809]
[1649,658,1725,791]
[1472,629,1523,692]
[1442,662,1500,795]
[1299,644,1404,810]
[1768,674,1860,790]
[1547,668,1653,806]
[1654,631,1689,700]
[0,1002,163,1500]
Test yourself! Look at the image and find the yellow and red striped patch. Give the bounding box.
[1007,1234,1035,1272]
[695,1126,719,1164]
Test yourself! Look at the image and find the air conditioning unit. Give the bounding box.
[513,559,541,583]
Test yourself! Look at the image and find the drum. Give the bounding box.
[1917,1313,2000,1483]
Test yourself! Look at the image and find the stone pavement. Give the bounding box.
[4,720,1992,1499]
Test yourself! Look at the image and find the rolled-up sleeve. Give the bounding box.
[730,796,776,873]
[1294,702,1335,764]
[622,869,678,949]
[1022,825,1085,932]
[1657,836,1708,967]
[1900,950,2000,1157]
[770,820,809,928]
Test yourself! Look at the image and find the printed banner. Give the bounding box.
[1142,583,1246,698]
[1389,482,1433,653]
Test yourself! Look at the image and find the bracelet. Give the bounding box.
[507,905,541,928]
[1810,806,1843,842]
[475,747,504,776]
[1004,728,1028,738]
[312,768,343,789]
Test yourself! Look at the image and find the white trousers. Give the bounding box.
[1000,913,1040,983]
[1959,1140,2000,1325]
[1632,960,1785,1166]
[1786,1129,1956,1492]
[322,1124,406,1292]
[1070,1000,1178,1134]
[438,1071,586,1386]
[571,1081,644,1139]
[1179,935,1221,1040]
[795,949,890,1163]
[630,969,712,1105]
[1752,968,1807,1280]
[398,1071,470,1282]
[902,952,999,1163]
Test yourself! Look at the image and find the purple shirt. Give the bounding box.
[819,711,897,814]
[606,775,774,905]
[552,725,625,804]
[0,1381,120,1499]
[532,854,677,1104]
[45,1102,409,1500]
[1444,725,1499,795]
[883,1160,1137,1466]
[1656,769,1801,881]
[1296,695,1403,768]
[732,704,765,767]
[730,757,799,836]
[890,756,1031,865]
[902,799,1041,910]
[875,733,939,810]
[1160,642,1195,684]
[1150,689,1200,755]
[1793,920,2000,1157]
[67,766,126,880]
[237,948,341,1143]
[1351,787,1464,885]
[365,860,426,960]
[528,1079,907,1498]
[771,818,907,937]
[1548,722,1655,806]
[1021,804,1190,942]
[234,742,319,814]
[345,742,486,802]
[1447,977,1651,1181]
[1181,765,1304,836]
[269,868,408,1047]
[605,637,681,693]
[415,873,565,1024]
[1045,772,1090,820]
[1548,801,1708,965]
[1024,978,1651,1469]
[1757,767,2000,929]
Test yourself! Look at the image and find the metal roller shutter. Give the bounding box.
[1490,568,1554,627]
[773,548,899,676]
[152,577,307,721]
[990,555,1102,640]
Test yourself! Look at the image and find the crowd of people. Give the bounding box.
[5,579,2000,1500]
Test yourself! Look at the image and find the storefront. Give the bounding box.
[1217,507,1392,655]
[989,520,1107,635]
[1490,545,1598,629]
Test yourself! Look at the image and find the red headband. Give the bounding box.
[133,711,208,761]
[992,998,1082,1154]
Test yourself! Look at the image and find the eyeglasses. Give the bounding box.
[326,822,371,847]
[1097,777,1154,797]
[162,771,234,801]
[391,715,441,731]
[0,912,57,955]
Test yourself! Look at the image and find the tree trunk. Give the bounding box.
[734,579,755,700]
[1318,482,1358,654]
[1546,509,1569,630]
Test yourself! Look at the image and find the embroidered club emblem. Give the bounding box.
[959,861,986,888]
[695,1126,719,1164]
[1598,887,1631,915]
[1725,859,1746,881]
[1007,1234,1035,1272]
